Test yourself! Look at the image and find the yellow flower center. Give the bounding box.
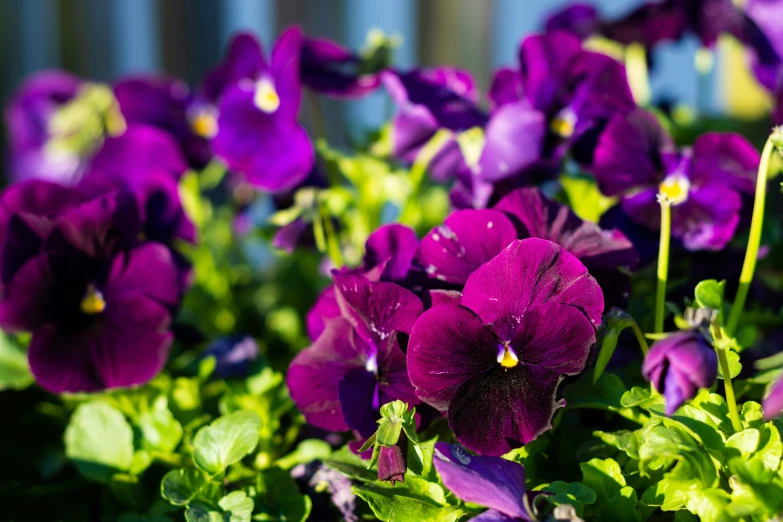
[80,285,106,315]
[497,344,519,369]
[550,111,576,138]
[190,111,218,138]
[659,174,690,205]
[253,79,280,113]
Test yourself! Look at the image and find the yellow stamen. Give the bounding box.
[659,174,690,205]
[551,112,576,138]
[80,285,106,315]
[191,112,218,138]
[498,345,519,369]
[253,79,280,113]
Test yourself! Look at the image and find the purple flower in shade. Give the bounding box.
[287,274,422,438]
[201,335,259,379]
[418,188,637,308]
[378,444,406,485]
[743,0,783,91]
[642,330,718,415]
[409,239,603,455]
[599,0,689,49]
[0,191,181,393]
[113,75,213,168]
[206,29,315,192]
[305,224,419,340]
[763,375,783,421]
[300,37,382,98]
[5,70,83,184]
[433,442,534,521]
[592,108,760,251]
[544,3,601,39]
[0,180,78,251]
[489,31,634,167]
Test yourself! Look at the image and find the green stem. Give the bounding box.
[630,319,649,356]
[654,200,672,333]
[321,205,343,267]
[716,347,743,432]
[726,137,775,336]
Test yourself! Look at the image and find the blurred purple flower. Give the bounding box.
[0,191,181,393]
[288,274,422,437]
[206,29,315,192]
[592,108,760,251]
[202,335,259,379]
[301,37,382,98]
[114,75,213,169]
[409,239,602,455]
[643,330,718,415]
[433,442,534,521]
[544,3,601,39]
[763,375,783,420]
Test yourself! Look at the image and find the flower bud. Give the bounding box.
[642,330,717,415]
[378,445,406,485]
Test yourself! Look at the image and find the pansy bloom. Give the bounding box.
[114,75,213,168]
[418,187,637,308]
[0,191,181,393]
[409,238,603,455]
[288,274,422,437]
[205,29,315,192]
[433,442,534,521]
[300,37,383,98]
[592,108,760,251]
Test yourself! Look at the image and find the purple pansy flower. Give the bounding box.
[306,224,419,340]
[433,442,534,521]
[490,31,634,166]
[743,0,783,90]
[0,191,181,393]
[592,108,760,251]
[288,274,423,437]
[763,375,783,420]
[409,239,603,455]
[5,70,83,184]
[642,330,718,415]
[206,29,315,192]
[418,187,637,308]
[201,335,259,379]
[300,37,382,98]
[114,75,213,168]
[544,3,601,39]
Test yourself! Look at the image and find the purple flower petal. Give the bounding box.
[601,0,688,48]
[89,125,188,180]
[203,32,268,102]
[517,32,584,114]
[363,224,419,281]
[764,375,783,420]
[301,37,381,99]
[338,366,380,437]
[433,442,528,519]
[544,3,601,39]
[488,67,522,108]
[461,238,603,341]
[0,254,54,332]
[418,209,517,285]
[104,242,182,310]
[306,285,339,340]
[270,26,305,121]
[690,133,760,194]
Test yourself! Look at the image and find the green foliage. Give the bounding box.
[0,333,33,391]
[192,411,262,474]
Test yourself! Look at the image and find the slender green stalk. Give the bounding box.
[321,207,343,267]
[630,318,649,356]
[654,199,672,333]
[716,347,743,432]
[726,137,776,335]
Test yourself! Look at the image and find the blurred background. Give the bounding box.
[0,0,769,143]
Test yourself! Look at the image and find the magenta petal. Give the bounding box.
[28,292,173,393]
[764,375,783,421]
[408,304,497,412]
[461,238,603,340]
[518,31,584,113]
[363,224,419,281]
[0,180,76,246]
[0,254,54,332]
[306,285,340,340]
[270,26,304,121]
[471,510,522,522]
[476,103,546,183]
[672,183,742,251]
[1,213,51,284]
[204,32,267,101]
[333,274,422,341]
[89,125,188,180]
[433,443,528,519]
[419,209,517,285]
[690,133,760,194]
[104,243,181,309]
[489,67,522,108]
[287,318,372,432]
[493,187,581,240]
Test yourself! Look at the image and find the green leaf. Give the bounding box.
[686,488,732,522]
[620,387,662,410]
[255,466,311,522]
[597,486,639,522]
[594,316,631,384]
[594,430,641,460]
[138,400,183,453]
[64,401,134,482]
[694,279,725,317]
[543,481,597,517]
[741,402,764,429]
[323,445,377,482]
[726,456,783,518]
[193,411,262,474]
[580,458,626,504]
[184,502,222,522]
[724,429,760,461]
[560,175,617,222]
[0,334,33,391]
[716,350,742,380]
[352,481,464,522]
[161,468,221,506]
[218,491,254,522]
[275,439,332,470]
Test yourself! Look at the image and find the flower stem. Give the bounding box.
[630,318,649,356]
[654,199,672,333]
[726,137,776,336]
[716,346,743,432]
[322,207,343,267]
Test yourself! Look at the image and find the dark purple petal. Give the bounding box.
[409,304,497,412]
[690,133,760,194]
[270,26,304,121]
[764,375,783,420]
[488,67,522,108]
[306,285,339,340]
[363,224,419,281]
[418,209,517,285]
[517,31,584,114]
[201,335,259,379]
[602,0,688,48]
[470,510,522,522]
[333,274,422,342]
[493,187,582,241]
[89,125,188,180]
[433,442,528,519]
[461,238,603,341]
[745,0,783,90]
[378,445,406,485]
[338,366,380,437]
[287,318,372,432]
[671,182,742,251]
[0,254,54,332]
[544,3,601,39]
[212,85,314,192]
[301,37,382,98]
[273,218,310,254]
[592,108,672,196]
[0,180,76,246]
[27,292,173,393]
[204,32,267,102]
[0,213,51,285]
[104,242,182,309]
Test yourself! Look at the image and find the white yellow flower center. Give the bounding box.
[253,78,280,113]
[189,107,218,138]
[551,110,576,138]
[497,343,519,369]
[80,284,106,315]
[659,173,690,205]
